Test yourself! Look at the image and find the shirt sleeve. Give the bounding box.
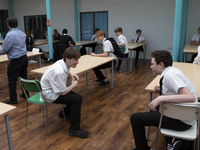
[191,34,196,41]
[103,40,112,52]
[164,73,186,93]
[1,33,14,53]
[49,70,67,94]
[118,36,125,44]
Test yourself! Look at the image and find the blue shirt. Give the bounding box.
[1,28,27,60]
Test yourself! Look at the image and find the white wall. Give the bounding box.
[1,0,200,58]
[0,0,8,9]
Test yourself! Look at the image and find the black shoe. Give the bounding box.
[95,78,101,82]
[167,138,182,150]
[116,65,120,70]
[58,111,71,121]
[44,58,51,63]
[98,80,109,85]
[134,61,138,66]
[5,99,18,104]
[20,93,26,98]
[132,146,151,150]
[68,128,89,138]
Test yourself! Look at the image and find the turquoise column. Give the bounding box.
[180,0,189,62]
[172,0,183,62]
[8,0,13,17]
[46,0,53,59]
[74,0,79,41]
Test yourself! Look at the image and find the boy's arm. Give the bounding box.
[149,87,196,111]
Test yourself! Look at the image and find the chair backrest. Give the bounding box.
[19,77,42,93]
[160,103,200,121]
[119,46,125,53]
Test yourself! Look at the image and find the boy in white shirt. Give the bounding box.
[114,27,129,70]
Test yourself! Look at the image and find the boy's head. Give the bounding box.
[150,50,173,74]
[198,27,200,34]
[62,29,68,34]
[95,30,106,42]
[136,29,142,36]
[7,17,18,29]
[114,27,122,37]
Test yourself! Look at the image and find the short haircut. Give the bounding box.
[136,29,142,33]
[114,27,123,33]
[6,17,18,28]
[63,47,81,62]
[198,27,200,30]
[151,50,173,67]
[95,30,106,37]
[62,29,68,34]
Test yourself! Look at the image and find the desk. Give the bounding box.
[183,44,198,62]
[128,42,147,72]
[70,40,97,47]
[0,102,16,150]
[144,62,200,139]
[31,55,116,89]
[0,52,43,68]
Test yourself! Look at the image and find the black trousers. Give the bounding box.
[93,60,116,81]
[53,91,82,130]
[7,55,28,100]
[130,110,192,150]
[117,53,129,67]
[134,46,143,63]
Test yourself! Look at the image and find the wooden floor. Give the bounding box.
[0,58,166,150]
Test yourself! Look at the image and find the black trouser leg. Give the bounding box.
[7,55,28,100]
[117,53,128,67]
[130,111,191,150]
[53,91,82,130]
[93,61,116,80]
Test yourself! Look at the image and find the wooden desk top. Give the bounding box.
[0,52,43,63]
[34,40,59,45]
[145,62,200,99]
[31,55,116,75]
[128,42,147,50]
[183,44,199,54]
[0,41,3,44]
[0,102,16,117]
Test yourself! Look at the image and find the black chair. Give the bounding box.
[53,44,66,63]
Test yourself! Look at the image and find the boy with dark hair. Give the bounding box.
[114,27,129,70]
[130,50,197,150]
[40,47,89,138]
[59,28,76,49]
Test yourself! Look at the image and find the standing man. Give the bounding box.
[40,47,89,138]
[130,50,197,150]
[0,17,28,104]
[59,29,76,49]
[131,29,145,65]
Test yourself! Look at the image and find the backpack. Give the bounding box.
[106,37,124,58]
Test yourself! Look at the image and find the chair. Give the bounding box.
[19,77,66,136]
[155,103,200,150]
[117,46,129,71]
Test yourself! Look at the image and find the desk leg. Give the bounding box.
[184,53,186,62]
[38,55,41,68]
[67,78,70,86]
[144,45,146,63]
[85,71,87,85]
[130,50,132,72]
[146,92,152,140]
[4,114,13,150]
[111,60,114,89]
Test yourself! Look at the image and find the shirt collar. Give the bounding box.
[102,38,106,44]
[61,59,70,73]
[160,66,171,78]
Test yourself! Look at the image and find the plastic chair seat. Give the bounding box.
[27,92,45,105]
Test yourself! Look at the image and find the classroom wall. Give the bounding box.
[0,0,199,59]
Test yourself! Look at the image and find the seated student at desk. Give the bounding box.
[91,30,117,85]
[190,27,200,62]
[131,29,145,65]
[25,31,50,63]
[130,50,197,150]
[59,29,76,49]
[114,27,129,70]
[40,47,89,138]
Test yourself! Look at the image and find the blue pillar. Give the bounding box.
[172,0,183,62]
[46,0,53,59]
[180,0,189,62]
[8,0,13,17]
[74,0,79,41]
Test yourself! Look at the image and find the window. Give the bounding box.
[0,10,9,39]
[24,15,47,39]
[80,11,108,40]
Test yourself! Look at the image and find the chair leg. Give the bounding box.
[26,102,28,130]
[61,105,67,124]
[154,130,159,150]
[45,104,48,136]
